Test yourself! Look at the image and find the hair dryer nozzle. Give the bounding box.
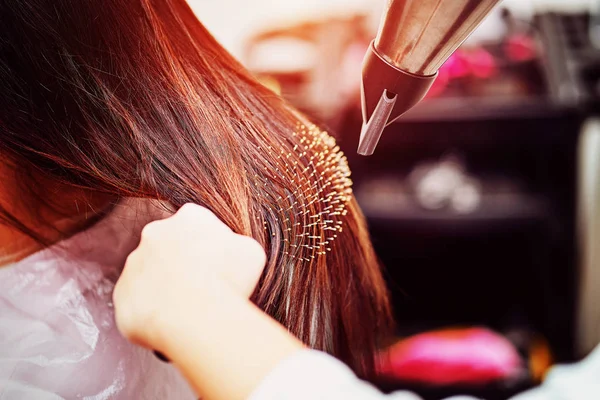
[358,42,436,156]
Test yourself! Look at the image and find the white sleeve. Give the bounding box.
[249,346,600,400]
[508,344,600,400]
[248,350,479,400]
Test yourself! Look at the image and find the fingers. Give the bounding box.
[233,234,267,269]
[221,234,267,297]
[176,204,231,233]
[113,202,269,351]
[141,203,232,241]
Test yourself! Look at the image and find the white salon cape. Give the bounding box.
[0,200,195,399]
[249,346,600,400]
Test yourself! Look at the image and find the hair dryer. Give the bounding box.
[358,0,501,155]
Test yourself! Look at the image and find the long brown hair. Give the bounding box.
[0,0,392,377]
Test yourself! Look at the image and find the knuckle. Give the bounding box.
[124,250,140,271]
[237,235,267,265]
[112,292,129,330]
[175,204,217,226]
[177,203,197,213]
[112,283,122,306]
[140,221,159,239]
[177,203,206,218]
[113,292,144,343]
[114,308,134,338]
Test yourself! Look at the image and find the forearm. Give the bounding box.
[160,282,305,400]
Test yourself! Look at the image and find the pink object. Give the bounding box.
[0,200,195,399]
[378,327,523,386]
[444,53,471,79]
[425,48,498,98]
[465,48,497,79]
[505,34,537,62]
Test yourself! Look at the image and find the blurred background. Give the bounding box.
[190,0,600,398]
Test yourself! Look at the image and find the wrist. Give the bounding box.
[153,280,305,400]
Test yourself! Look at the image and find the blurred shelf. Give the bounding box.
[537,12,600,112]
[356,189,551,233]
[398,96,576,123]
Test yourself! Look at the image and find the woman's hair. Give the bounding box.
[0,0,392,376]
